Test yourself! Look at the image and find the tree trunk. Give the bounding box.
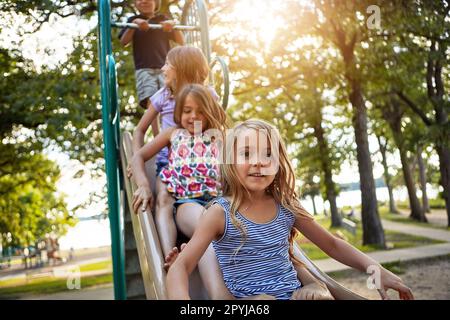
[382,102,427,222]
[436,145,450,227]
[351,88,385,246]
[398,148,427,222]
[376,134,399,214]
[313,123,341,227]
[337,34,385,246]
[417,146,430,213]
[427,40,449,225]
[310,195,317,216]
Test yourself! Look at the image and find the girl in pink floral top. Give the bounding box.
[131,84,233,298]
[160,128,221,200]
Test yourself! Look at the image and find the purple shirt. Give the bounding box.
[150,86,219,163]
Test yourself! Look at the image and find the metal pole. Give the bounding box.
[97,0,126,300]
[111,21,200,31]
[196,0,211,64]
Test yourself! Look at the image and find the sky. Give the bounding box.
[44,149,111,250]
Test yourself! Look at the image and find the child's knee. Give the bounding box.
[156,191,174,208]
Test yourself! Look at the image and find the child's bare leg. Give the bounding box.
[176,203,234,299]
[175,202,205,238]
[154,177,176,257]
[197,244,234,299]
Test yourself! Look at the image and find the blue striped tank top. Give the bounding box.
[212,197,302,300]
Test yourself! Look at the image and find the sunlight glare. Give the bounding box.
[231,0,283,50]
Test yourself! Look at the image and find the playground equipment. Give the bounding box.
[98,0,366,300]
[97,0,229,300]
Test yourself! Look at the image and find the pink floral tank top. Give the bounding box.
[159,129,220,199]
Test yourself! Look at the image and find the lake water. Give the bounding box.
[301,185,440,215]
[59,186,441,250]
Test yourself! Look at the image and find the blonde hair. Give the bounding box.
[167,46,209,96]
[220,119,312,263]
[174,84,229,132]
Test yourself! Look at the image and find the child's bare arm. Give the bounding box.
[120,28,135,47]
[292,263,333,300]
[294,262,322,286]
[173,30,185,45]
[167,204,225,299]
[132,102,160,154]
[130,128,173,212]
[160,20,185,45]
[120,18,150,46]
[295,217,414,300]
[295,218,380,274]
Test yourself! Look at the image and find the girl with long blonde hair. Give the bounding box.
[167,119,414,300]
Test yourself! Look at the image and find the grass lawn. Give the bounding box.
[0,259,113,298]
[79,260,112,273]
[0,273,112,298]
[296,215,444,260]
[396,198,446,210]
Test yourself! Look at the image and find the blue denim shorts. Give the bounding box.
[173,194,215,218]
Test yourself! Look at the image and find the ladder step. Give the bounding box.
[125,251,142,275]
[126,273,146,299]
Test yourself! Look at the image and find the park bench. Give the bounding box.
[342,218,357,236]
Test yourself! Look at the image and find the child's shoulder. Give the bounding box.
[154,86,170,97]
[150,86,171,104]
[209,197,232,210]
[207,200,226,212]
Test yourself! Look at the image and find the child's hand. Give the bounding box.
[133,18,150,31]
[161,20,175,32]
[132,185,153,213]
[127,164,133,178]
[291,282,334,300]
[378,267,414,300]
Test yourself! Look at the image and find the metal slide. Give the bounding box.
[119,131,366,300]
[99,0,366,300]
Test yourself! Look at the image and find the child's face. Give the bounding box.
[234,129,277,194]
[135,0,156,16]
[181,94,207,134]
[162,60,176,89]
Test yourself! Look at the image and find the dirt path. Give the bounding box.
[331,255,450,300]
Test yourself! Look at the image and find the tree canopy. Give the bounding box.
[0,0,449,250]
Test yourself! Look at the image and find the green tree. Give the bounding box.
[378,99,427,222]
[301,0,387,246]
[0,141,76,248]
[385,1,450,225]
